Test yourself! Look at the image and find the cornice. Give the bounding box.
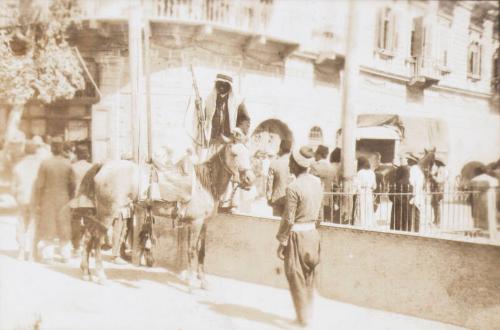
[430,84,492,100]
[359,65,410,84]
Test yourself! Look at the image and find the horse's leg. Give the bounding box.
[195,222,208,289]
[80,228,91,281]
[185,222,196,292]
[95,231,107,285]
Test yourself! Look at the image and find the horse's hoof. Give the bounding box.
[82,274,91,281]
[96,271,108,285]
[200,280,209,291]
[97,278,108,285]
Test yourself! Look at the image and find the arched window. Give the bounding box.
[308,126,323,148]
[467,41,482,79]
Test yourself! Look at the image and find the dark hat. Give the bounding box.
[406,152,419,163]
[76,144,90,159]
[315,145,329,159]
[216,73,233,84]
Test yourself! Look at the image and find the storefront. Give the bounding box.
[18,57,99,155]
[337,114,449,165]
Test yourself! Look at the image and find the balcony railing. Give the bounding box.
[407,56,441,88]
[150,0,274,33]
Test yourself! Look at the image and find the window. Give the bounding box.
[376,7,397,56]
[308,126,323,148]
[467,41,482,80]
[436,20,451,71]
[493,48,499,93]
[410,16,426,58]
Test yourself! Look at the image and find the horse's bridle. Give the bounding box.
[218,146,237,178]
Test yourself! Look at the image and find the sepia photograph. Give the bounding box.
[0,0,499,329]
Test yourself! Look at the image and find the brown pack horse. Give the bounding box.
[78,134,255,288]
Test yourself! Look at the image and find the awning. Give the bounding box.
[397,116,448,157]
[337,114,449,162]
[355,126,401,140]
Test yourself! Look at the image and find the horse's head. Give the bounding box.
[220,133,256,190]
[420,147,436,178]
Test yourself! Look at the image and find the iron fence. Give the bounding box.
[152,0,274,32]
[321,183,499,244]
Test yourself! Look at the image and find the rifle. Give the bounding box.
[189,65,207,148]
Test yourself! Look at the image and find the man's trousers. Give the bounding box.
[284,229,321,325]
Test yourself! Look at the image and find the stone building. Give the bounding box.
[1,0,499,178]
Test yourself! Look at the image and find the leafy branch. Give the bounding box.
[0,0,85,106]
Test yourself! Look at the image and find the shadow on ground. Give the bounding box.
[199,300,293,329]
[0,249,190,293]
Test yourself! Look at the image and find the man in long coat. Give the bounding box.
[276,146,323,327]
[34,137,76,263]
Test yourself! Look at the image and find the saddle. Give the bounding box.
[150,156,194,204]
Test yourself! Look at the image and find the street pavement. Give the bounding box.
[0,214,462,330]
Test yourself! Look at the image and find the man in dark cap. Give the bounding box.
[33,136,76,263]
[276,146,323,327]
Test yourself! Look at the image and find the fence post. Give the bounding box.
[471,174,499,242]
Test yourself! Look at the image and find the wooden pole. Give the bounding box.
[339,0,359,223]
[128,6,142,162]
[144,21,153,163]
[340,0,359,182]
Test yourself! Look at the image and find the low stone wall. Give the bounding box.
[136,212,500,329]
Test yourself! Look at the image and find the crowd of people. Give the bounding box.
[262,142,455,232]
[3,70,496,329]
[5,134,130,265]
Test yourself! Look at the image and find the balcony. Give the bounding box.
[407,56,441,89]
[149,0,274,34]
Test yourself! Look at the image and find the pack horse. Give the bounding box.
[77,133,255,289]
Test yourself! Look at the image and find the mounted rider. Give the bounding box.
[194,73,251,160]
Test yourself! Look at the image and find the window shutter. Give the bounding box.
[375,8,384,50]
[423,24,433,60]
[478,44,482,77]
[391,15,398,53]
[467,45,473,75]
[412,17,424,58]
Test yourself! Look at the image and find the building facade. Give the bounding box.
[1,0,499,178]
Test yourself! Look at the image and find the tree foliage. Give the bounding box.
[0,0,85,106]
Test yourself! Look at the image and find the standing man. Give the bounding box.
[11,140,42,261]
[33,136,76,263]
[276,146,322,327]
[69,144,93,256]
[407,153,423,232]
[430,158,447,226]
[310,145,338,221]
[266,139,293,217]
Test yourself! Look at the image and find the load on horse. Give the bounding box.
[76,132,255,287]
